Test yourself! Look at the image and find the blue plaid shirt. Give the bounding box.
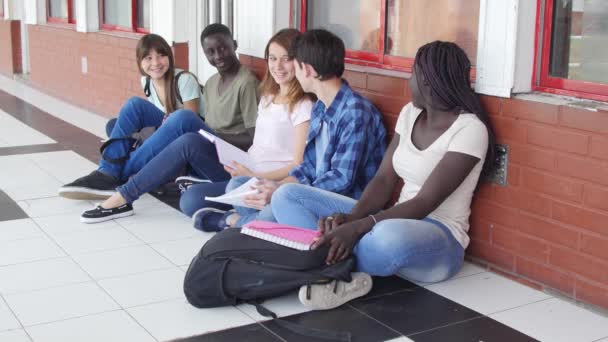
[289,81,386,199]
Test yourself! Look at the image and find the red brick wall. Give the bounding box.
[0,20,22,76]
[241,53,608,310]
[27,25,190,118]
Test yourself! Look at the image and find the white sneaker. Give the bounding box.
[298,272,372,310]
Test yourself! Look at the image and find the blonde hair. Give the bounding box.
[258,29,314,113]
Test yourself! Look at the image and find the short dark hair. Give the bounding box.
[200,23,233,45]
[288,29,345,80]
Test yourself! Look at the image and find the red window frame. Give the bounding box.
[534,0,608,102]
[100,0,149,34]
[47,0,75,24]
[300,0,412,72]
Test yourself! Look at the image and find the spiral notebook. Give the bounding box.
[241,220,321,251]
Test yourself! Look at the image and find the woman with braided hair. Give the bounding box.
[271,41,496,310]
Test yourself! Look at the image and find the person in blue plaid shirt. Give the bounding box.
[195,29,386,231]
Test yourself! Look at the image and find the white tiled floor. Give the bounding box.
[0,77,607,342]
[491,298,608,342]
[0,111,56,147]
[127,299,255,341]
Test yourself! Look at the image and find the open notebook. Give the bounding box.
[198,129,256,171]
[241,220,321,251]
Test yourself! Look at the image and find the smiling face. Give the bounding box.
[140,49,170,80]
[202,33,238,73]
[267,42,295,88]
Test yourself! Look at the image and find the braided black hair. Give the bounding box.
[414,41,496,177]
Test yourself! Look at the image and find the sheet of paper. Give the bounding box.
[198,129,216,143]
[205,177,259,208]
[198,129,256,171]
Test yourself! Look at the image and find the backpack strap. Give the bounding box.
[175,70,205,106]
[99,126,157,165]
[175,70,185,104]
[99,136,136,165]
[250,300,352,341]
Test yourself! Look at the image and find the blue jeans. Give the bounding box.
[271,184,465,283]
[180,181,232,216]
[185,176,276,227]
[100,97,208,181]
[117,132,230,204]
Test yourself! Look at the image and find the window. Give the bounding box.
[302,0,480,71]
[47,0,75,24]
[0,0,4,19]
[101,0,150,33]
[536,0,608,101]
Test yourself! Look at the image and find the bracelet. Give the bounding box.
[369,214,378,224]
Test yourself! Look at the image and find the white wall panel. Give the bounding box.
[75,0,99,33]
[234,0,275,58]
[475,0,519,97]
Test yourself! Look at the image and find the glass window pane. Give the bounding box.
[307,0,381,53]
[386,0,480,64]
[550,0,608,84]
[49,0,68,19]
[137,0,150,29]
[104,0,132,28]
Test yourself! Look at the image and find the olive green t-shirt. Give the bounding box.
[203,65,259,135]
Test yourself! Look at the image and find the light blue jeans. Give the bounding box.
[224,176,276,227]
[271,183,465,283]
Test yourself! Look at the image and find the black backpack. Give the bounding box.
[183,228,355,341]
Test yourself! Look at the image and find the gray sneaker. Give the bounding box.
[175,175,211,193]
[298,272,373,310]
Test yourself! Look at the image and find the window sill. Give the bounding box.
[514,92,608,112]
[41,22,76,30]
[97,29,144,40]
[345,63,411,80]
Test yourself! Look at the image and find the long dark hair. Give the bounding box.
[136,34,178,114]
[259,28,313,113]
[414,41,496,176]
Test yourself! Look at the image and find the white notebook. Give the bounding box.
[205,177,259,208]
[199,129,257,171]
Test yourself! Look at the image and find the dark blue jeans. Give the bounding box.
[179,181,233,216]
[99,97,208,181]
[117,132,230,205]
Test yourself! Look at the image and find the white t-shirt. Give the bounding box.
[392,103,488,248]
[247,96,313,173]
[140,69,205,117]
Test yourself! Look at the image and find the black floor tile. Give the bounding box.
[0,190,28,222]
[409,316,538,342]
[0,144,64,157]
[172,323,284,342]
[355,275,419,301]
[350,286,482,336]
[262,305,401,342]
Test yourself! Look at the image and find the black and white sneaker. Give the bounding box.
[81,203,134,223]
[175,175,211,193]
[59,171,121,200]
